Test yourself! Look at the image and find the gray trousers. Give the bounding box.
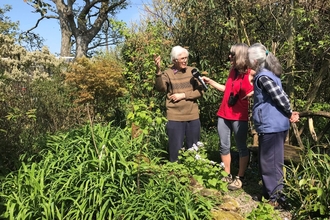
[258,131,287,202]
[217,117,249,157]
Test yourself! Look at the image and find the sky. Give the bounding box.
[1,0,149,56]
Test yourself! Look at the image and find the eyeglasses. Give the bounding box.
[177,57,188,62]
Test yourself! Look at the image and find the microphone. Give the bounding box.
[191,68,208,91]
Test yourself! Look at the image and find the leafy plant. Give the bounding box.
[284,147,330,220]
[178,142,228,191]
[246,200,281,220]
[0,34,72,174]
[0,122,219,219]
[113,175,214,220]
[64,56,127,105]
[0,123,141,219]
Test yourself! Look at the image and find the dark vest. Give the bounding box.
[253,69,290,133]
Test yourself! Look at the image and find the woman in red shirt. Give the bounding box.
[203,43,254,190]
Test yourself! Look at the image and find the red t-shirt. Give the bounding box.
[216,68,253,121]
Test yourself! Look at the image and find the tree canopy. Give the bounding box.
[0,5,19,36]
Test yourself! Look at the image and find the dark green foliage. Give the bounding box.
[284,147,330,220]
[121,21,171,113]
[145,0,330,146]
[0,66,82,175]
[246,200,281,220]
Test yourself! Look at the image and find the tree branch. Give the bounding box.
[299,111,330,118]
[25,15,58,33]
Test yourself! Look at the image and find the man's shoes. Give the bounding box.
[227,176,242,190]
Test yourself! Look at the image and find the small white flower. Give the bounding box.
[195,154,201,160]
[196,141,204,147]
[188,143,199,151]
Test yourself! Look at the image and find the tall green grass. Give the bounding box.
[113,175,214,219]
[284,147,330,220]
[0,123,216,219]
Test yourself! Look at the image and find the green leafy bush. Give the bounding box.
[246,201,281,220]
[284,147,330,220]
[178,143,228,192]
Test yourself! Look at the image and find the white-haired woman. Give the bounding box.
[154,46,204,162]
[248,43,299,207]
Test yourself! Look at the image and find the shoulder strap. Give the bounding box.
[234,68,239,79]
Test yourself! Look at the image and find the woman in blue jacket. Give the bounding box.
[247,43,299,207]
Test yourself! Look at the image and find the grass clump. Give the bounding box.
[284,147,330,220]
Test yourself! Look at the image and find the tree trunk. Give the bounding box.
[75,36,89,58]
[59,20,72,57]
[51,0,128,58]
[285,0,297,144]
[55,0,72,57]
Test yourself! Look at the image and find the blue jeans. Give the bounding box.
[217,117,249,157]
[166,119,201,162]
